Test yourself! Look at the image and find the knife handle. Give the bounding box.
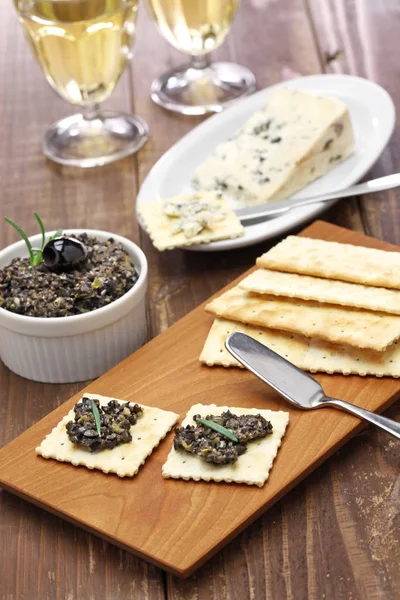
[323,397,400,440]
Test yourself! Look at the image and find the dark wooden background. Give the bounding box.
[0,1,399,599]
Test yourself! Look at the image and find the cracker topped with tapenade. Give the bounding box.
[162,404,289,487]
[36,393,179,478]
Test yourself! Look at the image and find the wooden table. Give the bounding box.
[0,1,399,599]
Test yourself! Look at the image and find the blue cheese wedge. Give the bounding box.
[138,192,244,250]
[191,88,355,206]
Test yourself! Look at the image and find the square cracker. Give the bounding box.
[302,338,400,377]
[36,393,179,478]
[200,318,308,367]
[162,404,289,487]
[138,192,244,251]
[239,269,400,314]
[257,236,400,289]
[201,318,400,378]
[205,286,400,351]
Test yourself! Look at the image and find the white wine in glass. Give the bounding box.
[147,0,256,115]
[14,0,148,167]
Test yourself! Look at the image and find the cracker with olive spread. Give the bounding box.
[162,404,289,487]
[36,393,179,478]
[138,192,244,250]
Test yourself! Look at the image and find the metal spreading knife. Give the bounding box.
[236,173,400,224]
[225,332,400,440]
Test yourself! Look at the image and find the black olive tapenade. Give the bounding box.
[66,397,143,452]
[0,233,138,318]
[173,410,273,465]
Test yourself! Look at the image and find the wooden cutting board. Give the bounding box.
[0,220,399,578]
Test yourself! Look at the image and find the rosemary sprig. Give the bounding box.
[4,216,36,264]
[35,211,46,253]
[194,416,239,443]
[4,213,62,267]
[90,399,102,436]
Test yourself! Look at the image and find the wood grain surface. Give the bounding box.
[0,0,399,599]
[1,221,398,580]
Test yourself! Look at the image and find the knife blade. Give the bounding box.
[225,332,325,409]
[225,332,400,438]
[235,173,400,224]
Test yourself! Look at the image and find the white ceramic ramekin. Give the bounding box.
[0,229,148,383]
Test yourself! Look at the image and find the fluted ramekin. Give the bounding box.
[0,229,148,383]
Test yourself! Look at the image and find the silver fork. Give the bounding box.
[225,332,400,439]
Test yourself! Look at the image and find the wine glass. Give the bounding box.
[146,0,256,115]
[14,0,148,168]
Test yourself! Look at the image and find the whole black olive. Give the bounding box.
[42,237,87,270]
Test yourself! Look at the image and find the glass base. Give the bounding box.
[43,112,149,168]
[151,61,256,115]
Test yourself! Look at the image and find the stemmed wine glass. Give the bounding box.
[14,0,148,167]
[146,0,256,115]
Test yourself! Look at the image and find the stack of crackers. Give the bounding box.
[200,235,400,377]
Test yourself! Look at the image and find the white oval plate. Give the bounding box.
[136,74,395,251]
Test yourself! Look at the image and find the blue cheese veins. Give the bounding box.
[163,197,226,238]
[191,88,355,206]
[138,192,244,250]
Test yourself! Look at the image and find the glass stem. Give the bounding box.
[82,103,101,121]
[190,53,211,69]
